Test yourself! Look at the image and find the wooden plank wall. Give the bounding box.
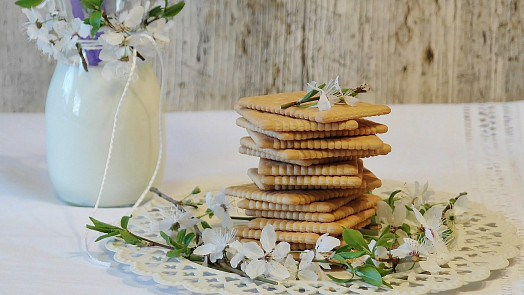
[1,0,522,112]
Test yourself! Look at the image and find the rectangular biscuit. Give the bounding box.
[236,195,360,212]
[235,105,358,131]
[248,129,384,150]
[248,167,365,190]
[247,207,377,235]
[241,136,391,160]
[250,168,363,188]
[362,169,382,191]
[237,117,388,141]
[237,91,391,123]
[243,194,381,222]
[248,166,380,191]
[239,146,355,167]
[225,183,364,205]
[280,219,372,251]
[258,158,359,176]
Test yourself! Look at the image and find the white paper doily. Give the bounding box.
[105,181,520,294]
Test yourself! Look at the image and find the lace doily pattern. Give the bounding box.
[105,185,520,295]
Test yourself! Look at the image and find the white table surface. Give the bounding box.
[1,102,524,294]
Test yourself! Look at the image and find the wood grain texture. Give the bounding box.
[1,0,523,112]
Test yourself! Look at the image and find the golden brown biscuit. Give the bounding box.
[242,194,381,222]
[235,105,358,131]
[237,91,391,123]
[237,117,388,140]
[247,207,376,235]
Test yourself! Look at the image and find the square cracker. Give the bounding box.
[241,136,391,160]
[224,183,364,205]
[235,105,358,131]
[248,166,382,191]
[237,91,391,123]
[258,158,359,176]
[239,146,355,167]
[237,117,388,141]
[247,207,377,235]
[236,194,360,212]
[243,194,381,222]
[248,167,362,190]
[248,129,384,150]
[248,168,363,188]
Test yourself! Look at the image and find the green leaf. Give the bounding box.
[120,215,130,229]
[400,223,411,235]
[294,83,326,104]
[176,229,187,243]
[147,5,163,18]
[374,233,396,250]
[119,230,140,245]
[159,231,172,245]
[94,231,119,242]
[331,253,351,269]
[355,265,383,287]
[86,224,113,234]
[337,251,366,260]
[200,221,212,229]
[387,190,402,208]
[326,273,352,284]
[166,248,184,257]
[335,245,352,254]
[14,0,44,8]
[375,266,393,277]
[342,228,371,254]
[205,208,214,218]
[382,280,393,289]
[89,10,102,37]
[88,217,119,231]
[163,1,185,18]
[183,232,195,246]
[373,227,396,250]
[80,0,102,10]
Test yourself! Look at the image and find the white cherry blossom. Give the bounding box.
[376,200,407,227]
[282,251,319,281]
[314,233,340,269]
[193,228,236,263]
[445,196,469,225]
[227,240,245,268]
[412,205,445,242]
[22,8,43,40]
[391,238,442,273]
[206,190,233,229]
[307,77,341,111]
[242,225,290,280]
[407,181,434,208]
[172,206,200,230]
[53,18,90,51]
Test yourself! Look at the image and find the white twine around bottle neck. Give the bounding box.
[84,34,166,267]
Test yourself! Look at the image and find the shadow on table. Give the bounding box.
[440,268,509,294]
[0,155,59,204]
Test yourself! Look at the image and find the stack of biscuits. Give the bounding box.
[225,91,391,250]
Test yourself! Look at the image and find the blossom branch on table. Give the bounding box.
[87,182,469,289]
